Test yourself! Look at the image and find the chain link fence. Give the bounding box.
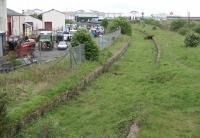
[69,44,85,66]
[96,29,121,49]
[1,29,121,73]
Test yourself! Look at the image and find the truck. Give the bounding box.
[63,29,77,41]
[38,31,54,50]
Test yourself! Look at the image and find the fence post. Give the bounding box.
[69,46,73,70]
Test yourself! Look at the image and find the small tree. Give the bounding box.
[144,19,161,27]
[71,28,99,61]
[108,17,132,36]
[178,27,191,35]
[184,33,200,47]
[101,18,109,29]
[170,19,187,31]
[31,14,42,20]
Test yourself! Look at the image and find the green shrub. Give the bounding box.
[71,29,92,46]
[178,27,191,35]
[101,18,109,29]
[152,26,157,30]
[193,24,200,34]
[184,33,200,47]
[108,17,132,36]
[0,92,7,135]
[85,40,99,61]
[71,28,99,61]
[65,19,75,24]
[144,19,161,27]
[170,19,187,31]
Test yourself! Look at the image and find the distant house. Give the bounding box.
[65,12,76,21]
[24,15,43,30]
[104,13,123,19]
[7,8,24,36]
[42,9,65,31]
[7,8,44,37]
[23,9,43,16]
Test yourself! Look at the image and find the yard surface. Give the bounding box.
[16,25,200,137]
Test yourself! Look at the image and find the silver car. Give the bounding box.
[57,41,68,50]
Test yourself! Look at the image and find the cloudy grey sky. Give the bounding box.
[7,0,200,16]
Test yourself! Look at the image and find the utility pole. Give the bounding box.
[187,11,191,28]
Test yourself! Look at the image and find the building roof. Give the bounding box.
[42,9,65,15]
[7,8,23,16]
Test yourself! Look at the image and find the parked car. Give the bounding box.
[57,41,68,50]
[56,31,63,43]
[15,38,36,58]
[8,35,21,50]
[68,30,77,41]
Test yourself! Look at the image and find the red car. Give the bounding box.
[15,39,36,58]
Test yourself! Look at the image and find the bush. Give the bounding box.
[178,27,191,35]
[144,19,161,27]
[85,40,99,61]
[108,17,132,36]
[101,18,109,29]
[71,28,99,61]
[0,92,7,135]
[170,19,187,31]
[184,33,200,47]
[152,26,157,30]
[193,24,200,34]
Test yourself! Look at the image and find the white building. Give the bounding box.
[42,9,65,31]
[24,15,43,30]
[23,9,43,16]
[7,8,24,36]
[65,12,76,21]
[151,13,168,20]
[104,13,123,19]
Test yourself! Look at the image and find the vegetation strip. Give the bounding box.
[4,43,129,137]
[135,28,161,64]
[152,37,161,64]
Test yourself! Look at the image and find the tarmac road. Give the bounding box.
[34,42,69,63]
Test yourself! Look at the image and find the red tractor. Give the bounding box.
[15,38,36,58]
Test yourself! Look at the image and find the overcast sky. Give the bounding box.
[7,0,200,16]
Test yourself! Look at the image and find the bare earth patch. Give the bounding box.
[127,122,139,138]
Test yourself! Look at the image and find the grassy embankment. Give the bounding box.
[0,35,130,124]
[17,25,200,137]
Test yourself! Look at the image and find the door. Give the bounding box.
[44,22,52,31]
[8,22,12,36]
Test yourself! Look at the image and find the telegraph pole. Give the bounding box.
[188,11,191,28]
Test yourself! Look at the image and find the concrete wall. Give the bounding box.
[0,0,7,32]
[0,0,7,57]
[24,16,43,30]
[43,10,65,31]
[11,16,24,36]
